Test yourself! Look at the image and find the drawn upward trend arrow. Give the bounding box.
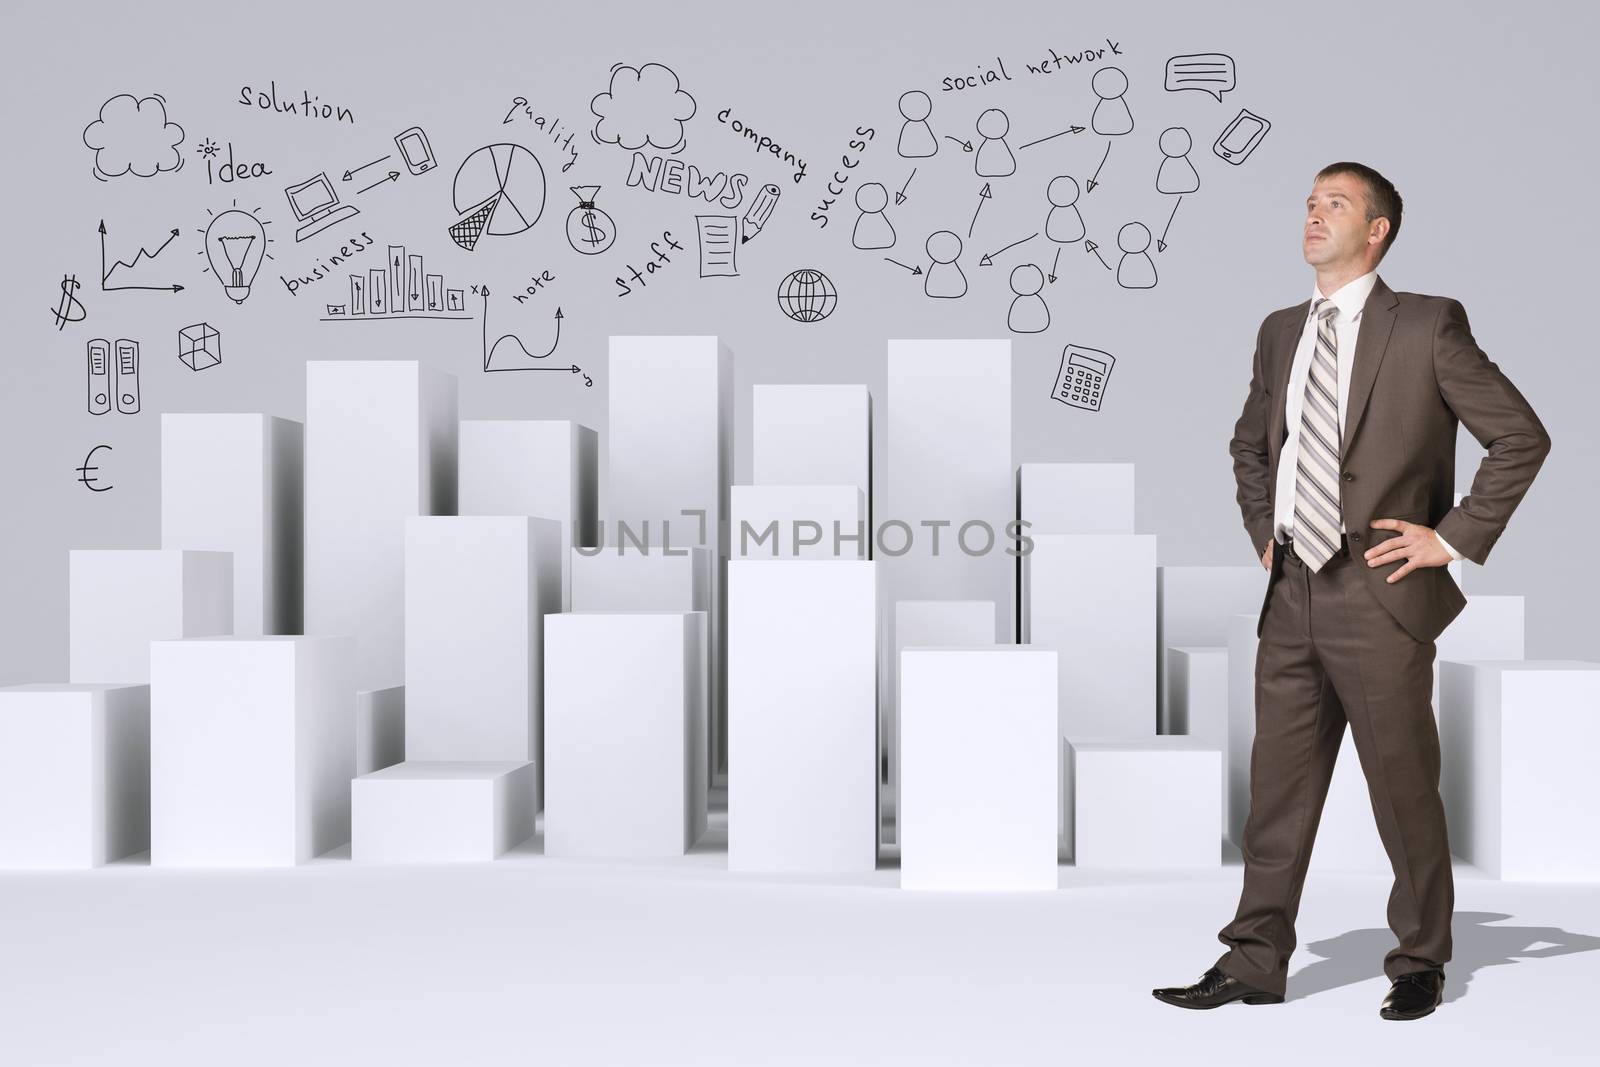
[967,182,993,238]
[98,220,184,292]
[480,287,586,383]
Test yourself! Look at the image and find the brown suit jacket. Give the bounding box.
[1229,275,1551,644]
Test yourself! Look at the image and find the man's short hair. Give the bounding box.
[1316,161,1403,260]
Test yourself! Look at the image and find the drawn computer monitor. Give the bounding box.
[284,172,361,242]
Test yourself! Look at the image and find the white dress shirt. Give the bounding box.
[1271,271,1463,560]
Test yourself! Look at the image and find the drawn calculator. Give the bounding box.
[1053,344,1115,412]
[87,339,111,415]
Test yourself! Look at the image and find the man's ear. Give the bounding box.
[1369,217,1391,248]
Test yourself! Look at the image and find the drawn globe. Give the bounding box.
[777,269,838,322]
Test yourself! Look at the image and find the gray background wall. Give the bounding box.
[2,0,1593,682]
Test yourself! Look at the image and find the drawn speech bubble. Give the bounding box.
[1164,54,1237,102]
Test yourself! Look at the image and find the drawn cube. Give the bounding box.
[178,322,221,372]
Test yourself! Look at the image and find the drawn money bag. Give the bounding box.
[566,185,617,255]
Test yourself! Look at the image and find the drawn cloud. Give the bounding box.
[590,62,697,153]
[82,93,186,180]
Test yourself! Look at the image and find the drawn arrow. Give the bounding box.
[883,257,923,276]
[342,154,392,182]
[98,220,184,292]
[943,135,975,152]
[1018,125,1086,150]
[1048,246,1061,284]
[1158,195,1184,253]
[967,182,993,238]
[978,231,1038,267]
[357,170,401,195]
[895,168,916,207]
[1085,239,1111,270]
[1085,141,1113,193]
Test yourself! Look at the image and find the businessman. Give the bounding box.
[1152,163,1550,1019]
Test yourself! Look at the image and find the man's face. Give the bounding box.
[1303,174,1383,268]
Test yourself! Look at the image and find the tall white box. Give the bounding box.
[305,360,458,691]
[728,560,876,873]
[887,600,996,842]
[1156,566,1266,730]
[0,683,150,868]
[161,413,303,636]
[352,761,536,863]
[570,545,710,613]
[1226,614,1258,847]
[149,636,355,867]
[751,384,871,513]
[608,336,732,781]
[1168,647,1231,827]
[1067,738,1222,868]
[1440,661,1600,880]
[404,517,561,779]
[1023,534,1157,740]
[544,612,707,858]
[1016,463,1135,534]
[900,647,1058,890]
[458,419,598,612]
[69,550,233,684]
[730,485,866,559]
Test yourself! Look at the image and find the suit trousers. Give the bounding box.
[1213,541,1454,996]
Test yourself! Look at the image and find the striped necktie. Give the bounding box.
[1291,299,1344,571]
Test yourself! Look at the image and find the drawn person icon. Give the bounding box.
[1116,222,1158,289]
[1156,127,1200,194]
[1091,67,1135,136]
[1046,176,1086,243]
[897,91,938,158]
[853,183,897,250]
[1007,264,1050,333]
[975,109,1016,177]
[924,229,967,298]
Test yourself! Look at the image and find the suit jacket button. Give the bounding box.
[1351,532,1363,542]
[1342,472,1355,481]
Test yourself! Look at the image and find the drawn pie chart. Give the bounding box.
[449,143,546,251]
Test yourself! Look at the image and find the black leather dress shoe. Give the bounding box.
[1379,969,1444,1020]
[1152,966,1284,1009]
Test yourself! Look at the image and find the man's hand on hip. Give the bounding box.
[1260,540,1274,571]
[1365,519,1453,583]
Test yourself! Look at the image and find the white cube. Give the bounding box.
[1226,614,1258,848]
[161,413,303,636]
[1168,647,1231,827]
[730,485,866,560]
[1440,660,1600,880]
[570,544,710,613]
[149,636,355,867]
[1023,534,1157,740]
[351,761,536,863]
[1016,463,1135,534]
[1068,738,1222,868]
[404,517,561,775]
[728,560,877,873]
[357,686,405,776]
[0,684,150,868]
[900,647,1058,890]
[544,612,707,858]
[69,550,233,684]
[751,384,871,506]
[458,419,598,612]
[1156,566,1266,729]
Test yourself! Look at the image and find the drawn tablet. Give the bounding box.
[395,127,436,175]
[1213,109,1270,165]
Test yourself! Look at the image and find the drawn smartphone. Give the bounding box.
[1053,344,1115,412]
[1213,109,1271,165]
[395,127,436,175]
[87,339,111,415]
[115,339,140,414]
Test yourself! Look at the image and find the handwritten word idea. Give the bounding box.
[204,142,273,185]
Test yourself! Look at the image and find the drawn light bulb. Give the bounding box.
[203,209,267,303]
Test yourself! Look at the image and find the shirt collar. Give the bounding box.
[1310,270,1379,323]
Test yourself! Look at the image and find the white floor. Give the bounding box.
[2,795,1597,1066]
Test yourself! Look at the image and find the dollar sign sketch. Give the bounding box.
[581,209,606,247]
[52,274,87,330]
